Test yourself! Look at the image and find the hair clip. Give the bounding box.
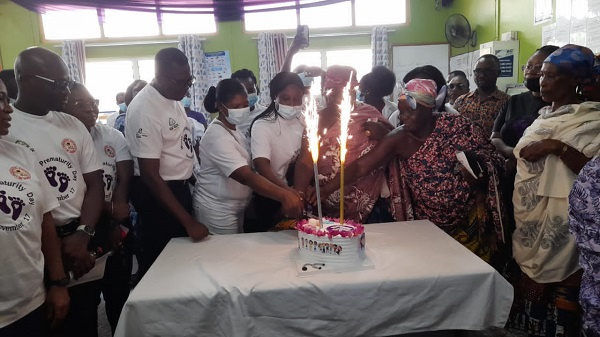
[302,263,326,271]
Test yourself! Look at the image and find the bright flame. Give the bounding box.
[304,85,321,163]
[338,72,354,165]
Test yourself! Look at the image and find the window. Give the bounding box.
[103,9,159,38]
[244,0,407,32]
[244,2,297,31]
[299,1,352,29]
[291,48,372,82]
[86,59,154,113]
[41,9,101,40]
[355,0,407,26]
[162,12,217,35]
[41,8,216,40]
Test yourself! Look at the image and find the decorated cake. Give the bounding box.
[296,218,366,268]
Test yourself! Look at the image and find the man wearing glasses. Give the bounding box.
[125,48,208,277]
[6,47,105,336]
[453,54,510,137]
[446,70,470,105]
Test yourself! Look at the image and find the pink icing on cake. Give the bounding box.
[296,218,364,239]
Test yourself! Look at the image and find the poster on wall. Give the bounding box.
[534,0,554,24]
[204,51,232,89]
[496,49,515,77]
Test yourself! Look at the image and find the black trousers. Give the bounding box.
[0,304,44,337]
[130,177,191,276]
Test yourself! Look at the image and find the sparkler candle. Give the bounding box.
[338,72,354,225]
[303,85,323,226]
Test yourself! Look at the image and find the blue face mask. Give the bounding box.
[356,90,365,102]
[181,97,192,108]
[247,93,259,107]
[118,103,127,112]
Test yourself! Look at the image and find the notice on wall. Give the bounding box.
[204,51,232,88]
[542,23,557,45]
[496,49,515,78]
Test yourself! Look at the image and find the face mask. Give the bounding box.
[524,77,541,93]
[276,101,303,119]
[298,72,314,87]
[356,90,365,102]
[181,97,192,108]
[224,106,250,125]
[118,103,127,112]
[247,93,259,107]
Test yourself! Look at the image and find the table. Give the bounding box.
[115,221,513,337]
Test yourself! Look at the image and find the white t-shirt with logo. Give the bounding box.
[193,121,252,234]
[236,102,267,139]
[125,85,194,181]
[5,107,102,225]
[91,124,133,202]
[0,140,59,327]
[250,115,304,184]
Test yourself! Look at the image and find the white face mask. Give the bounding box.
[224,106,249,125]
[276,101,303,119]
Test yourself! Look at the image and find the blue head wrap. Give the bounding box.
[544,44,595,84]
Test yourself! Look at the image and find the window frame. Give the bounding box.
[290,45,372,80]
[243,0,409,33]
[39,8,217,42]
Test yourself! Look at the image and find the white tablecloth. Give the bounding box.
[115,221,513,337]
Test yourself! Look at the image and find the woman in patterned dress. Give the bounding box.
[294,65,409,223]
[310,78,504,261]
[569,157,600,337]
[510,44,600,337]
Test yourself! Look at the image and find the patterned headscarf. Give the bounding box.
[324,65,359,90]
[544,44,595,84]
[398,78,438,109]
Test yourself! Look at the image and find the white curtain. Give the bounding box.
[257,32,288,105]
[178,35,206,113]
[61,40,86,83]
[371,27,389,68]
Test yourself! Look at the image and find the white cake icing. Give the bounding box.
[297,219,366,268]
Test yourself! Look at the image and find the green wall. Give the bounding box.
[452,0,548,82]
[0,0,548,82]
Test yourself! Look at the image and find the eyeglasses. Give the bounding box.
[521,64,543,74]
[71,99,99,109]
[448,83,467,90]
[170,76,196,88]
[33,75,73,91]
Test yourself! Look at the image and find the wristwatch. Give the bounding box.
[48,276,70,287]
[76,224,95,237]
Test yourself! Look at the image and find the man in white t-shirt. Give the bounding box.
[7,47,105,337]
[126,48,208,274]
[1,78,69,336]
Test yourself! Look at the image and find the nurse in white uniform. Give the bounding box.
[193,79,303,234]
[248,72,306,231]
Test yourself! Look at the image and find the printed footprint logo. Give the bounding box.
[105,173,113,191]
[0,190,11,214]
[44,166,59,187]
[8,196,25,221]
[57,172,71,193]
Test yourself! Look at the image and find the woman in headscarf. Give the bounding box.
[294,65,407,223]
[509,44,600,337]
[246,72,306,231]
[310,78,504,262]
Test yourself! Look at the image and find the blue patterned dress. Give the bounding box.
[568,156,600,337]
